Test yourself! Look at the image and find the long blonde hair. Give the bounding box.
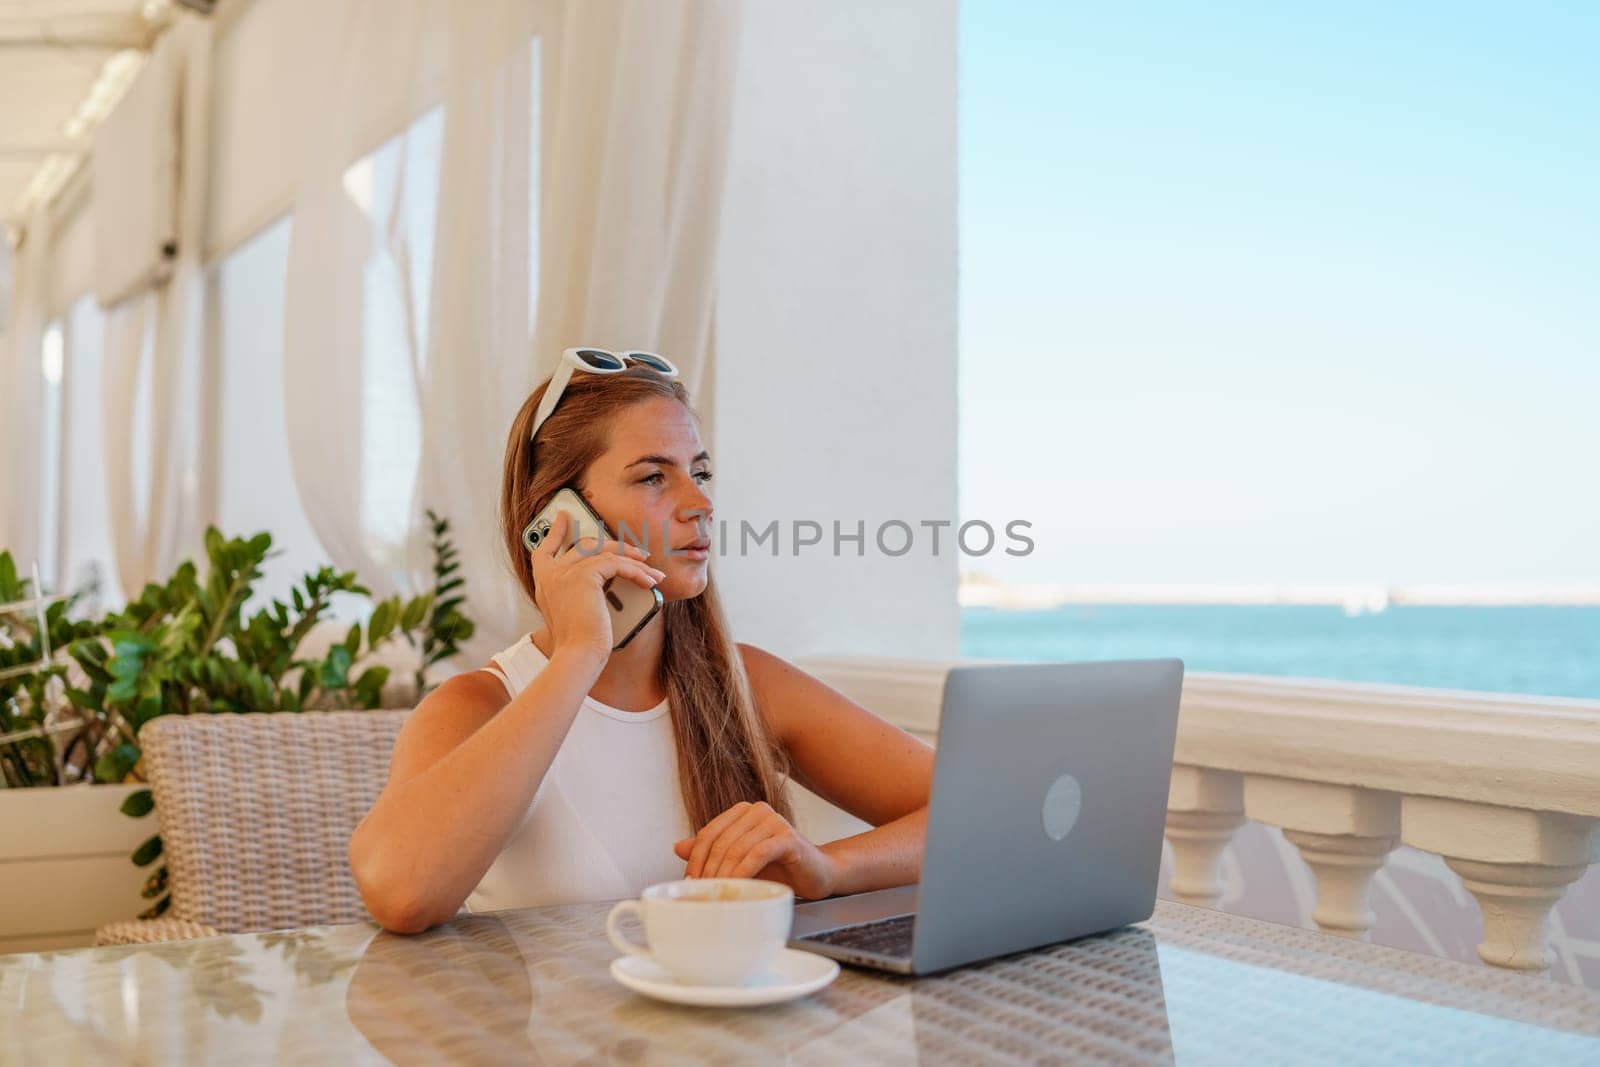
[499,366,793,828]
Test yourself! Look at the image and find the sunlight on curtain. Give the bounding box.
[59,295,119,610]
[341,106,442,576]
[0,209,50,569]
[281,0,450,602]
[239,0,540,635]
[129,308,154,566]
[37,322,64,587]
[213,216,329,607]
[205,0,735,661]
[93,15,215,598]
[529,0,742,404]
[100,293,152,602]
[412,10,538,664]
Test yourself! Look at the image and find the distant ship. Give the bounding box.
[1342,586,1391,617]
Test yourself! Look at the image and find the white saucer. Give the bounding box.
[610,948,840,1007]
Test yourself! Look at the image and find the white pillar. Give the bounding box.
[713,0,959,661]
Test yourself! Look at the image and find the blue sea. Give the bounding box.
[961,605,1600,701]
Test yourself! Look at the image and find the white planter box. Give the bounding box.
[0,784,154,954]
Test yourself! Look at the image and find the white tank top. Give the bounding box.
[464,634,693,912]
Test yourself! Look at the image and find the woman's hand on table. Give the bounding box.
[673,801,841,901]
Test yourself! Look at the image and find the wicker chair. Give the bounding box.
[96,710,408,946]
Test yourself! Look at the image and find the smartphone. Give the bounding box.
[522,486,663,650]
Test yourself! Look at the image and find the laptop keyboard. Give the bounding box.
[798,913,916,958]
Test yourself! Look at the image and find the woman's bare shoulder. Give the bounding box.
[735,642,814,742]
[736,642,787,681]
[446,666,514,706]
[387,669,511,784]
[422,668,513,728]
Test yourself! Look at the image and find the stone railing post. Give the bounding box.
[1165,765,1245,908]
[1243,775,1400,940]
[1403,796,1600,973]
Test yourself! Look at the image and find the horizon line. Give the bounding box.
[958,580,1600,609]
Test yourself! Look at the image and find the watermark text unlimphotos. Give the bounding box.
[564,515,1034,558]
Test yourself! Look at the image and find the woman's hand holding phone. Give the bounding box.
[529,511,665,666]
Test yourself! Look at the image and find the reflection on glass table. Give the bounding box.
[3,900,1597,1064]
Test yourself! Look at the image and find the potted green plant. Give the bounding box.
[0,512,473,952]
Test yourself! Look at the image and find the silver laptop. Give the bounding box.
[789,658,1184,975]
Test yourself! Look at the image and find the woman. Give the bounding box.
[350,353,934,933]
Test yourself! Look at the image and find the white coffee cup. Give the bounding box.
[606,878,794,986]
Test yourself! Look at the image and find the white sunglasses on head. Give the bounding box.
[529,347,681,443]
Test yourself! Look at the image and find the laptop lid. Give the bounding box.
[910,658,1184,975]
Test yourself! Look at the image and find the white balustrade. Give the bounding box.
[796,655,1600,977]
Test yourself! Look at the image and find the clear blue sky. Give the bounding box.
[958,1,1599,585]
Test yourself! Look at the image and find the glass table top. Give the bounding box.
[3,900,1597,1065]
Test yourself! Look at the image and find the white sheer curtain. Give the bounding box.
[59,295,118,607]
[99,293,153,594]
[0,209,50,566]
[421,0,746,663]
[280,0,447,601]
[97,15,215,594]
[531,0,744,407]
[272,0,744,664]
[412,1,538,665]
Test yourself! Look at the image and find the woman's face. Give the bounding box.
[578,397,714,601]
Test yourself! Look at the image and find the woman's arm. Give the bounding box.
[674,643,935,897]
[348,647,606,933]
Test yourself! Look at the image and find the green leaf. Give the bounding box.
[246,667,273,710]
[399,596,430,631]
[344,623,361,657]
[368,599,397,647]
[138,894,171,920]
[352,666,390,708]
[141,866,169,899]
[120,789,155,818]
[65,687,100,711]
[106,675,139,704]
[70,646,113,685]
[320,645,353,690]
[95,743,142,783]
[132,834,163,867]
